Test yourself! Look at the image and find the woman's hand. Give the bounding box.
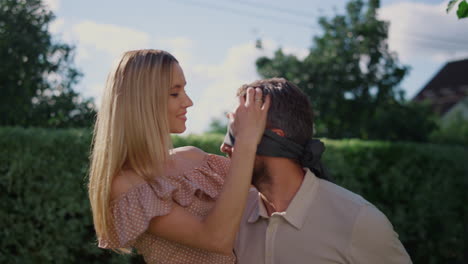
[229,87,270,146]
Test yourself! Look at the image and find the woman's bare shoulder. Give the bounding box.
[110,169,146,200]
[171,146,207,163]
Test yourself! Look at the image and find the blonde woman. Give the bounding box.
[88,49,269,263]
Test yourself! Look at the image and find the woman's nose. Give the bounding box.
[184,94,193,108]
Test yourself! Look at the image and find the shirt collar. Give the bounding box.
[247,192,267,223]
[247,168,319,229]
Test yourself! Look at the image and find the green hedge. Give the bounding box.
[323,139,468,264]
[1,127,467,263]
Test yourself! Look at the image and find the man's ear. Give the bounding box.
[270,128,285,137]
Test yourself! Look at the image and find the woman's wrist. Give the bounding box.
[232,139,258,154]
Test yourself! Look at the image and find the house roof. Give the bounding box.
[413,58,468,115]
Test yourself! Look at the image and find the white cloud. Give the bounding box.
[86,83,105,107]
[156,37,194,67]
[184,39,307,134]
[63,19,307,134]
[186,42,260,133]
[43,0,60,12]
[71,22,196,66]
[49,17,64,34]
[379,1,468,63]
[67,21,197,118]
[281,46,309,60]
[75,45,91,63]
[72,21,151,59]
[431,50,468,63]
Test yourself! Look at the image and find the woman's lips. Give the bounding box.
[177,112,187,120]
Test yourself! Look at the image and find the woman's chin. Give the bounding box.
[170,126,186,134]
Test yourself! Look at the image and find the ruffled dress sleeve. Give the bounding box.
[204,154,230,177]
[98,154,231,249]
[98,177,177,249]
[168,154,231,206]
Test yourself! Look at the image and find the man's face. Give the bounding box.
[220,143,269,187]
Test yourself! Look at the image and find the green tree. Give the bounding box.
[368,101,437,142]
[0,0,95,128]
[206,117,228,134]
[256,0,437,141]
[447,0,468,19]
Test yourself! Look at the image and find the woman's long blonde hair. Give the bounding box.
[88,49,178,247]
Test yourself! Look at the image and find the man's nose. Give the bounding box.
[220,143,232,157]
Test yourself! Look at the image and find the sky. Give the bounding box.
[44,0,468,134]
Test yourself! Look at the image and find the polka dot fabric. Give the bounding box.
[98,154,236,264]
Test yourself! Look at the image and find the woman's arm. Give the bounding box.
[147,87,269,254]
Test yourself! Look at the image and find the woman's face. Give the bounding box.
[168,63,193,133]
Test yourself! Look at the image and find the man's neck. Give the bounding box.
[256,157,305,216]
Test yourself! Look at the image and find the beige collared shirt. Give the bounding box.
[234,169,412,264]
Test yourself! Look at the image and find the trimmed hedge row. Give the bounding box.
[0,127,130,264]
[323,140,468,263]
[1,127,467,263]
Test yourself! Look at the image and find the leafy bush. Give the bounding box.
[429,117,468,146]
[367,101,438,142]
[0,127,130,263]
[323,139,468,264]
[1,128,467,263]
[172,133,225,155]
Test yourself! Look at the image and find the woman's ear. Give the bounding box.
[270,128,285,137]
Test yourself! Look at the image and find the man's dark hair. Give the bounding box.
[237,78,314,145]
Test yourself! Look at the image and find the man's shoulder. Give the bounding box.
[308,178,384,236]
[314,179,399,242]
[317,179,371,208]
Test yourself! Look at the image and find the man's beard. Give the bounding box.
[252,157,271,189]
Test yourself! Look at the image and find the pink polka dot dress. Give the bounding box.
[98,154,236,264]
